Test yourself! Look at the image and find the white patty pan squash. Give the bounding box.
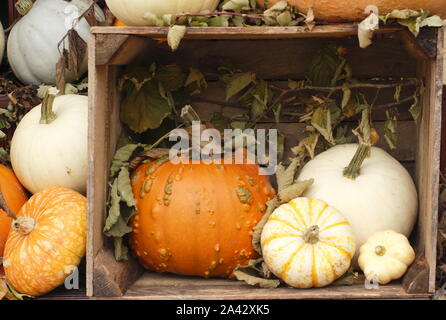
[261,198,356,288]
[0,22,5,64]
[7,0,105,85]
[298,143,418,259]
[358,230,415,284]
[10,94,88,194]
[105,0,220,26]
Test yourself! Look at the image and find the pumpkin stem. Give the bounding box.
[12,217,35,235]
[304,225,320,244]
[375,245,386,256]
[342,143,371,180]
[40,89,58,125]
[0,187,17,220]
[15,0,34,16]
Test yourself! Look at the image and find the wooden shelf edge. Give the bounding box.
[91,24,403,39]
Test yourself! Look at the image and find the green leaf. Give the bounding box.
[224,72,255,101]
[120,80,172,133]
[117,167,136,208]
[185,68,207,88]
[113,237,129,261]
[156,65,186,92]
[210,112,231,131]
[305,44,344,87]
[110,144,141,178]
[103,179,121,233]
[384,109,398,150]
[222,0,250,11]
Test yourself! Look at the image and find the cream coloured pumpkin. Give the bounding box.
[298,144,418,260]
[10,94,88,194]
[358,230,415,284]
[0,22,5,64]
[261,197,356,288]
[105,0,220,26]
[7,0,104,85]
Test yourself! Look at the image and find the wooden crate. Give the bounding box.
[87,25,444,299]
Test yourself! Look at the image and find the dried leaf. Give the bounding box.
[304,7,315,30]
[117,167,136,208]
[409,94,421,121]
[358,12,379,48]
[110,144,142,178]
[0,279,7,300]
[56,54,67,94]
[167,25,186,51]
[332,267,359,286]
[234,258,281,288]
[278,179,314,204]
[66,29,87,80]
[311,106,335,145]
[252,198,280,254]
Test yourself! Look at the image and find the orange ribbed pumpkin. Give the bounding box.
[129,160,275,278]
[3,187,87,296]
[0,165,28,258]
[257,0,446,22]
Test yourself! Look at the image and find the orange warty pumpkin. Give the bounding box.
[130,159,275,278]
[3,187,87,296]
[0,165,28,258]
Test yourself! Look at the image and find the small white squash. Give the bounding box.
[261,198,356,288]
[358,230,415,284]
[298,144,418,260]
[10,93,88,194]
[7,0,104,85]
[105,0,220,26]
[0,22,5,64]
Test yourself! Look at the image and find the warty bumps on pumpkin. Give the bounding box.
[129,159,276,278]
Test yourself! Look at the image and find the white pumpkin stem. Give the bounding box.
[303,225,320,244]
[343,143,371,180]
[12,217,35,235]
[40,91,58,125]
[15,0,34,16]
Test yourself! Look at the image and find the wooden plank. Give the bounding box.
[110,37,418,79]
[91,25,402,39]
[94,33,129,66]
[112,272,431,300]
[409,27,443,293]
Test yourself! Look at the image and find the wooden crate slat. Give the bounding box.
[88,25,443,299]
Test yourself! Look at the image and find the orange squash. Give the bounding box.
[130,159,275,278]
[0,165,28,259]
[257,0,446,22]
[3,187,87,297]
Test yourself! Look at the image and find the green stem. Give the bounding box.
[40,93,57,125]
[343,143,371,180]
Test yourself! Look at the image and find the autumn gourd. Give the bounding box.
[130,159,275,278]
[0,22,5,64]
[358,230,415,284]
[298,143,418,260]
[7,0,104,85]
[10,93,88,194]
[257,0,446,22]
[3,187,87,296]
[261,197,356,288]
[0,166,28,259]
[105,0,220,26]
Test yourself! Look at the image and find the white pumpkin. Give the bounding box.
[358,230,415,284]
[298,144,418,260]
[7,0,104,85]
[0,22,5,64]
[10,94,88,194]
[105,0,220,26]
[261,198,356,288]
